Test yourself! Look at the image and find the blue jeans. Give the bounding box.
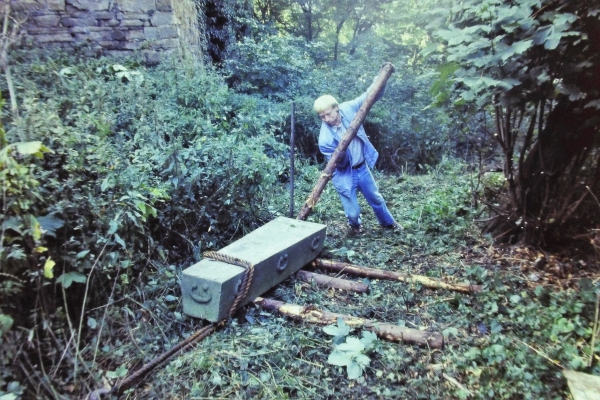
[337,164,395,228]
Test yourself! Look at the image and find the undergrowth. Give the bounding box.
[0,50,598,400]
[146,159,597,399]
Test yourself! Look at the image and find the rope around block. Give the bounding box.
[203,251,256,318]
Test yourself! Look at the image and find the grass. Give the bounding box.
[120,158,598,399]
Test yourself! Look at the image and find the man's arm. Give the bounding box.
[318,127,350,169]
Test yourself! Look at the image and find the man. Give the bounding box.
[314,77,401,234]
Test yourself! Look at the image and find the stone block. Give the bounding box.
[156,0,172,12]
[104,19,120,27]
[158,25,178,39]
[150,12,172,27]
[120,19,145,27]
[126,29,145,40]
[34,33,74,43]
[181,217,326,322]
[68,0,110,11]
[98,41,122,50]
[143,26,159,40]
[86,30,112,41]
[105,49,134,58]
[70,26,90,34]
[119,0,156,13]
[61,17,98,27]
[122,41,143,50]
[88,11,115,20]
[151,38,179,50]
[33,15,61,27]
[143,50,162,65]
[126,13,151,21]
[111,30,127,41]
[23,25,55,34]
[14,0,66,11]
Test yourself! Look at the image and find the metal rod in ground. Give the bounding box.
[296,62,395,221]
[296,270,369,293]
[289,101,296,218]
[313,259,483,293]
[254,296,444,349]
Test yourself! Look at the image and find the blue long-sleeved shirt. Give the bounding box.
[317,81,384,196]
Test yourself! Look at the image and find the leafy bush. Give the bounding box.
[0,50,296,397]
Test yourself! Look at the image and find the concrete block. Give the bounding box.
[182,217,326,322]
[564,370,600,400]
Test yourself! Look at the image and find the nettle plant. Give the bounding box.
[324,318,379,380]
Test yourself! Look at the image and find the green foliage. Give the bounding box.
[324,319,379,380]
[225,33,320,101]
[429,0,600,243]
[0,50,297,397]
[444,270,600,398]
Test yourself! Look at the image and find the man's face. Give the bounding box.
[318,105,341,127]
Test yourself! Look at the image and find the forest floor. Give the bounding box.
[118,162,598,399]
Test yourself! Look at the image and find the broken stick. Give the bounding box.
[313,259,482,293]
[296,270,369,294]
[254,297,444,348]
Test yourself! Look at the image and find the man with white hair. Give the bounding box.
[313,79,401,234]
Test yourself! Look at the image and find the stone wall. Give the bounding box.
[5,0,203,65]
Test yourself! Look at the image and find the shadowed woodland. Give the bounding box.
[1,0,599,399]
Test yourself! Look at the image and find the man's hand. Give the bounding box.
[336,151,350,169]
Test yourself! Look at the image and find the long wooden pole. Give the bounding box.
[255,297,444,348]
[313,259,483,293]
[296,62,395,221]
[289,101,296,217]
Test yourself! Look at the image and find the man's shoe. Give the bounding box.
[349,225,365,235]
[383,222,404,232]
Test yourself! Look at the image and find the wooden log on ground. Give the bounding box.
[254,297,444,349]
[296,62,395,221]
[296,270,369,294]
[313,259,483,293]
